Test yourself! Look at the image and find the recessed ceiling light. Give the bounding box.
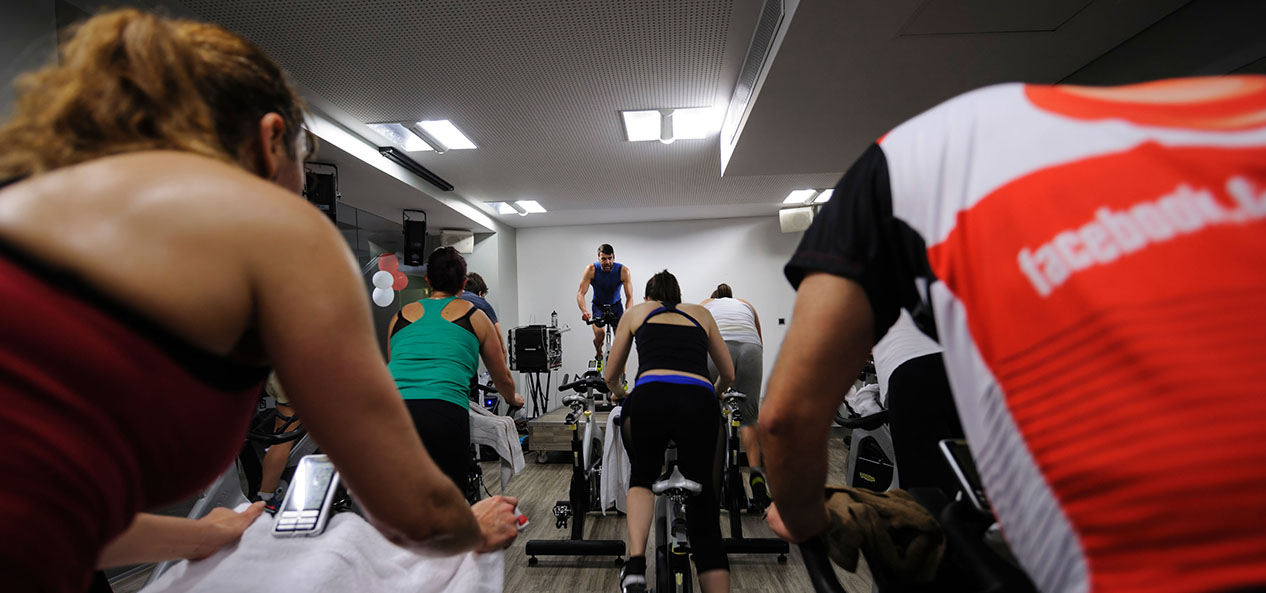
[813,189,834,204]
[621,110,661,142]
[416,120,477,150]
[782,189,817,205]
[485,202,517,215]
[515,200,546,214]
[367,122,433,152]
[670,107,717,140]
[620,106,718,143]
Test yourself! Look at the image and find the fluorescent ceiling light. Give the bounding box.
[621,110,661,142]
[671,107,717,140]
[368,123,433,152]
[621,107,719,143]
[416,120,477,150]
[485,202,517,215]
[515,200,546,214]
[813,189,834,204]
[782,189,817,205]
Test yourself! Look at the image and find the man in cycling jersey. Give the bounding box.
[760,77,1266,593]
[575,243,633,361]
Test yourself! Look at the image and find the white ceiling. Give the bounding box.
[157,0,1265,229]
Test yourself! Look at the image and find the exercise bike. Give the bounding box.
[525,371,625,564]
[718,390,788,561]
[588,303,619,364]
[836,359,899,492]
[651,442,702,593]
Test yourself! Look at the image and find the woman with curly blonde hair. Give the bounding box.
[0,10,516,592]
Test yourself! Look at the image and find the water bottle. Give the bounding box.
[551,310,558,328]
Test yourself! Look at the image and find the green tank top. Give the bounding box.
[387,297,480,408]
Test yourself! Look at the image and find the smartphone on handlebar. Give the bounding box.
[272,454,341,538]
[938,439,992,514]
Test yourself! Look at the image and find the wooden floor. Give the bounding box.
[112,432,869,593]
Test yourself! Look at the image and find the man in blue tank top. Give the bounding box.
[575,243,632,360]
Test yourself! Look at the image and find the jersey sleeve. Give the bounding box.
[784,143,933,342]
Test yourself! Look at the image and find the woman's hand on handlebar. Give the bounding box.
[472,495,520,552]
[510,392,525,407]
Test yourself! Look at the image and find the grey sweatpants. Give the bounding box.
[707,340,763,426]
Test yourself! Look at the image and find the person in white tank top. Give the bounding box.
[702,283,771,509]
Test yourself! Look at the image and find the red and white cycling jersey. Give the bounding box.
[787,76,1266,593]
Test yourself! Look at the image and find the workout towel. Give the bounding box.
[600,406,632,515]
[469,404,525,493]
[822,486,944,585]
[142,505,504,593]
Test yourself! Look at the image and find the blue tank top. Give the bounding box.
[591,262,623,305]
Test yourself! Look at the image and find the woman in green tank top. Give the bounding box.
[386,247,522,489]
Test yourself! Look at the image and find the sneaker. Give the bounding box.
[262,496,282,516]
[749,476,772,512]
[618,568,646,593]
[619,556,647,593]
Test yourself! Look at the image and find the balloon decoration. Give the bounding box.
[371,270,394,289]
[377,253,398,272]
[371,287,394,307]
[370,253,406,308]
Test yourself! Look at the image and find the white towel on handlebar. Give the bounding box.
[846,383,884,417]
[469,405,525,493]
[141,505,503,593]
[600,406,632,515]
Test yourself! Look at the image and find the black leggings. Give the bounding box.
[404,399,471,491]
[620,381,729,573]
[886,353,965,493]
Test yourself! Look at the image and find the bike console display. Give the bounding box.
[509,325,562,373]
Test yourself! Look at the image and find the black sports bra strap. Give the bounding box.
[643,305,702,329]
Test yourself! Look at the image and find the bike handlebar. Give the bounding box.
[834,410,889,431]
[473,383,498,394]
[801,536,847,593]
[558,374,610,394]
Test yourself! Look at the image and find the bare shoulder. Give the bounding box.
[679,303,715,321]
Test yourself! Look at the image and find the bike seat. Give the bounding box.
[652,465,701,496]
[562,394,586,408]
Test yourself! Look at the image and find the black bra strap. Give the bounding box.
[644,305,702,329]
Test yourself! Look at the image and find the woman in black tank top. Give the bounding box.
[601,270,736,593]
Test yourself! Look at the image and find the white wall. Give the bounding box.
[466,224,519,331]
[515,216,802,408]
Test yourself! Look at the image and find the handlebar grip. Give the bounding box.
[834,410,889,431]
[800,536,847,593]
[247,426,308,446]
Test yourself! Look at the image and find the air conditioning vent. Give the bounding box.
[721,0,785,147]
[440,229,474,254]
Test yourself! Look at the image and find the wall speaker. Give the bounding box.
[779,206,814,233]
[303,163,338,224]
[403,219,428,266]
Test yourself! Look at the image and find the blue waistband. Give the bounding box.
[634,374,714,392]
